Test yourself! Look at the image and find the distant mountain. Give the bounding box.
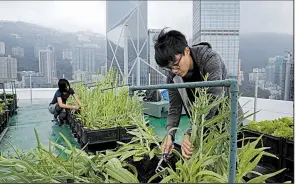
[0,21,106,72]
[239,32,293,74]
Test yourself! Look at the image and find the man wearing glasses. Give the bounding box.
[154,28,243,158]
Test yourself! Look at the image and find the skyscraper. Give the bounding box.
[39,45,56,84]
[106,1,148,86]
[0,55,17,82]
[12,46,25,57]
[34,34,46,58]
[148,29,167,85]
[72,44,98,74]
[0,42,5,56]
[193,0,240,78]
[266,57,276,84]
[282,52,293,101]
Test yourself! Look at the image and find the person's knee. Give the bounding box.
[55,103,62,112]
[59,112,67,120]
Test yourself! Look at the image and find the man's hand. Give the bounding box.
[181,134,194,158]
[161,135,174,154]
[72,106,80,110]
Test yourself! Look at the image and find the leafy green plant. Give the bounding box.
[148,76,286,183]
[0,129,139,183]
[0,102,5,113]
[68,69,144,130]
[246,117,294,140]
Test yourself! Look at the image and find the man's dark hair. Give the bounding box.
[154,28,188,67]
[58,79,70,93]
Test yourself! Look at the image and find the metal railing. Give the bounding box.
[128,79,239,183]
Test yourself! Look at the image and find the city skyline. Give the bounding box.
[0,1,293,40]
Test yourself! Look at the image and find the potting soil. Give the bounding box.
[0,99,190,154]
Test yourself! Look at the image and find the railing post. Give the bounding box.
[129,89,135,97]
[228,79,239,183]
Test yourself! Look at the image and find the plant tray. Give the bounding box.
[282,158,294,177]
[258,155,282,171]
[80,140,118,154]
[238,130,263,148]
[241,129,283,155]
[74,120,81,135]
[77,122,84,138]
[254,165,282,183]
[283,139,294,160]
[0,113,3,125]
[283,174,294,183]
[118,125,138,141]
[81,127,119,145]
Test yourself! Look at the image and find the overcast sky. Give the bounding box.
[0,1,293,40]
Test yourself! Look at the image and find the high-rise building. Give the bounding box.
[62,49,73,60]
[282,52,293,101]
[273,56,284,88]
[39,45,56,84]
[72,44,98,73]
[193,0,240,78]
[34,34,46,58]
[148,29,167,85]
[266,57,276,84]
[0,42,5,56]
[72,71,88,82]
[0,55,17,82]
[12,46,25,57]
[289,58,294,101]
[266,53,293,101]
[106,1,148,86]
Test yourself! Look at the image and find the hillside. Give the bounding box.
[239,32,293,74]
[0,21,106,72]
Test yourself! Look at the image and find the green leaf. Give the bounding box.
[247,168,285,183]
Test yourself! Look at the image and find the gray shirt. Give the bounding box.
[165,42,243,138]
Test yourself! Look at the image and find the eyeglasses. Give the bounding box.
[162,54,183,72]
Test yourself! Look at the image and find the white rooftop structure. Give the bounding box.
[2,88,293,124]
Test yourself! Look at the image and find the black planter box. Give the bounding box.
[0,112,3,125]
[240,129,283,155]
[282,158,294,177]
[126,143,181,183]
[258,155,282,172]
[283,174,294,183]
[238,130,263,148]
[74,120,81,134]
[80,140,118,154]
[254,165,283,183]
[77,122,84,138]
[262,134,283,155]
[118,125,137,141]
[283,140,294,160]
[81,127,119,145]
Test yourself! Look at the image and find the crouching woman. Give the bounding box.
[48,79,81,124]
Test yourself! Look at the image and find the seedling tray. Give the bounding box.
[258,155,282,172]
[283,139,294,160]
[80,140,118,154]
[282,158,294,177]
[81,127,119,145]
[118,125,138,141]
[240,129,283,155]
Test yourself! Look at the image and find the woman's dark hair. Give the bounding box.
[58,79,70,93]
[154,28,188,67]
